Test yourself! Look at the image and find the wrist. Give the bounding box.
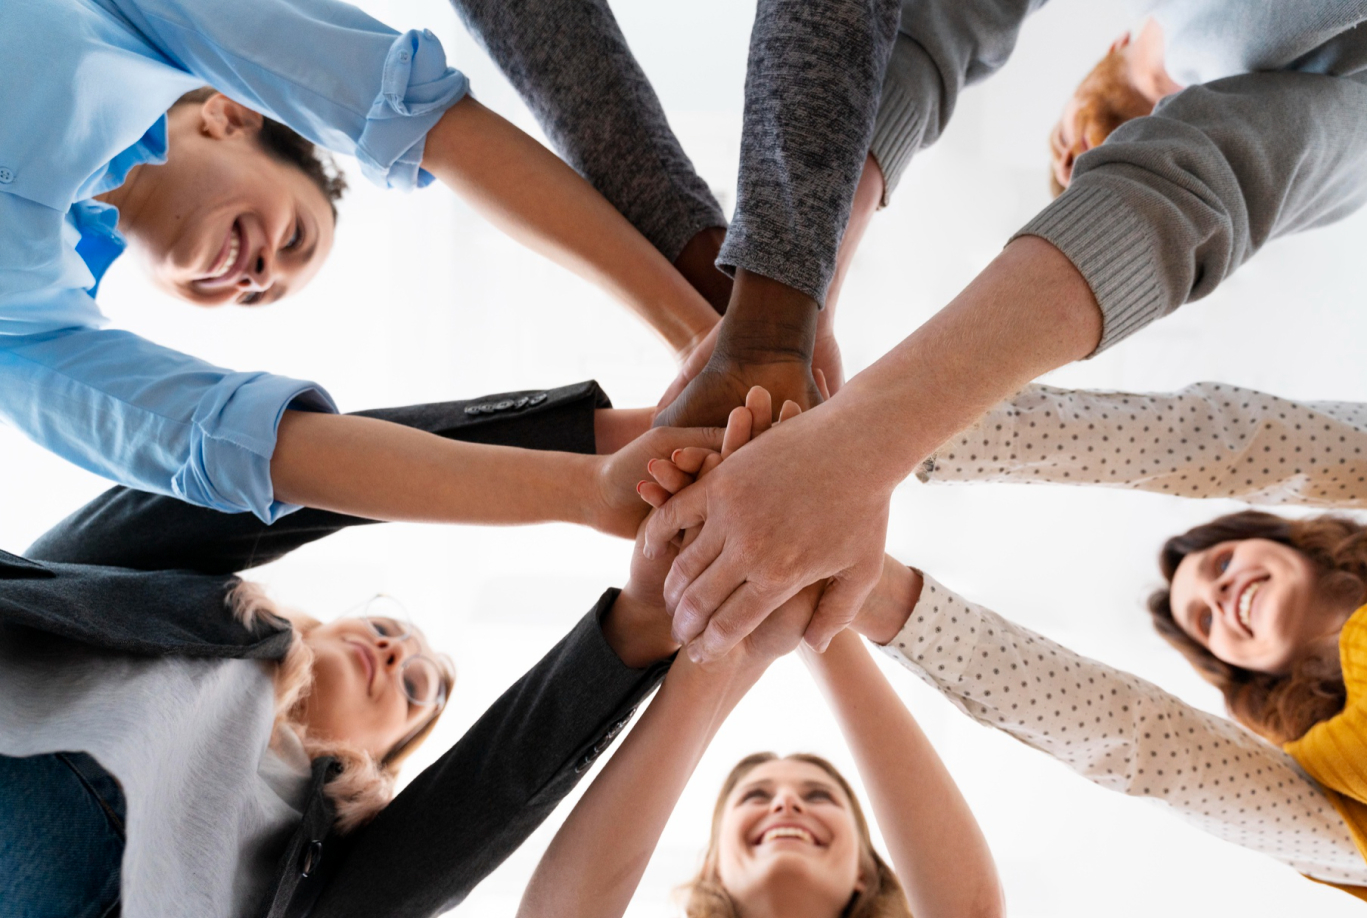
[851,557,922,645]
[603,588,680,668]
[715,270,819,363]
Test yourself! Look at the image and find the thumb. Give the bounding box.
[802,565,878,652]
[642,481,709,559]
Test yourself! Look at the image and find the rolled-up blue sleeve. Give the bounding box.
[0,308,337,523]
[104,0,469,189]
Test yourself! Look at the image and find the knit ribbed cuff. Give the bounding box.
[869,39,931,205]
[1012,183,1167,356]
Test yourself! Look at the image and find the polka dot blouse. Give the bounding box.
[880,574,1367,886]
[886,381,1367,886]
[918,381,1367,506]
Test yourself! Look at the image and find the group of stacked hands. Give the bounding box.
[5,0,1367,916]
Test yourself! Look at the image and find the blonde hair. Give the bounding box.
[681,752,913,918]
[229,581,452,833]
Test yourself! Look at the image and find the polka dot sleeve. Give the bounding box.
[918,383,1367,507]
[878,573,1367,886]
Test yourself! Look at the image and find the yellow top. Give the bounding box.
[1285,604,1367,901]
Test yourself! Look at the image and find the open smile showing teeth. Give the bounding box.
[1236,579,1263,631]
[205,223,242,281]
[760,826,815,845]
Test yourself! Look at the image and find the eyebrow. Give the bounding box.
[735,778,841,797]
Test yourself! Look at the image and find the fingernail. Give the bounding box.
[635,480,646,494]
[671,449,683,462]
[647,459,656,474]
[687,644,706,664]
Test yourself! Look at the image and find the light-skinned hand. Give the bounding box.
[589,422,724,538]
[642,372,891,660]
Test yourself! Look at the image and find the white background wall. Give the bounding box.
[4,0,1367,914]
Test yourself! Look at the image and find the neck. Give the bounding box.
[94,162,153,236]
[736,887,845,918]
[1128,18,1184,103]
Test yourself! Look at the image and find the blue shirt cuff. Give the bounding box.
[358,29,469,191]
[172,374,338,524]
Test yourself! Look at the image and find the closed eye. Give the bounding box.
[284,219,303,251]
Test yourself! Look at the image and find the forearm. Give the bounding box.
[829,235,1102,490]
[422,97,716,353]
[805,632,1002,918]
[270,410,596,526]
[517,654,764,918]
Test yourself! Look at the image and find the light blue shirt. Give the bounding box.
[0,0,469,522]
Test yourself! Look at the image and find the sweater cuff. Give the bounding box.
[1011,184,1168,355]
[869,37,934,205]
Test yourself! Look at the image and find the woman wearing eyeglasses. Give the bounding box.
[0,382,686,918]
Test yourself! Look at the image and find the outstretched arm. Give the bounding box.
[803,626,1003,918]
[27,384,716,572]
[919,381,1367,509]
[269,404,720,537]
[848,563,1367,888]
[422,98,718,356]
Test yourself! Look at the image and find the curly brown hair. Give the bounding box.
[681,752,912,918]
[1149,510,1367,744]
[173,88,347,221]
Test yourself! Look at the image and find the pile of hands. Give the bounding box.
[619,384,847,672]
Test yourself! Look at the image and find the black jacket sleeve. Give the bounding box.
[25,381,611,574]
[290,590,671,918]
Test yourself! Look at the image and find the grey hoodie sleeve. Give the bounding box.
[1016,70,1367,353]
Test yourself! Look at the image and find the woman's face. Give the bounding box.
[716,759,864,913]
[300,618,444,760]
[116,95,334,307]
[1169,538,1353,674]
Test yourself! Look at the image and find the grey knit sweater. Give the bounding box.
[871,0,1367,352]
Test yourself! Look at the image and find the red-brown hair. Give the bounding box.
[1149,510,1365,744]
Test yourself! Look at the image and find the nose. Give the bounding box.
[770,789,805,814]
[373,634,418,672]
[236,244,275,293]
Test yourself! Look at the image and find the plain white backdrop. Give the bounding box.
[4,0,1367,914]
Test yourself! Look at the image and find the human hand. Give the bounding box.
[641,389,818,668]
[643,387,893,660]
[653,271,824,428]
[590,423,723,539]
[655,323,844,420]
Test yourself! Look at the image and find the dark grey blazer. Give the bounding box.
[5,381,671,918]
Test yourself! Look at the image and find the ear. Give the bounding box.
[1108,31,1133,55]
[198,93,265,141]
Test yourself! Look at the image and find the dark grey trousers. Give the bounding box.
[449,0,900,305]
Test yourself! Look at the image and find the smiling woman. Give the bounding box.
[685,753,911,918]
[98,89,344,307]
[1152,511,1366,744]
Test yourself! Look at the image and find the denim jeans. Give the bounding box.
[0,752,124,918]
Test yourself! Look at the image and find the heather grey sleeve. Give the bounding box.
[1016,70,1367,353]
[871,0,1047,201]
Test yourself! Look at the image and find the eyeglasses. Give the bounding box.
[349,595,450,710]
